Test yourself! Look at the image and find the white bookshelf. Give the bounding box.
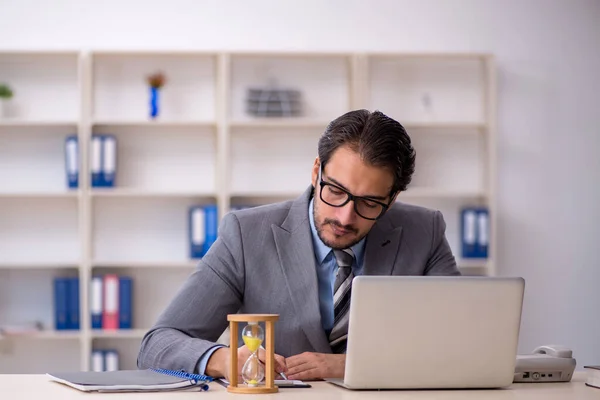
[0,50,496,373]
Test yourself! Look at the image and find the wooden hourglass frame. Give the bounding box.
[227,314,280,394]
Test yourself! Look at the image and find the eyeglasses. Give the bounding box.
[317,166,390,220]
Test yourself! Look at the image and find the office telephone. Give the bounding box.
[513,345,576,383]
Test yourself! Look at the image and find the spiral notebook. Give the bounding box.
[47,368,213,392]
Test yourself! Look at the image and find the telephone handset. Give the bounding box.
[514,345,576,383]
[532,345,573,358]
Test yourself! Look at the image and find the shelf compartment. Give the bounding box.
[0,52,80,122]
[92,52,216,122]
[91,337,142,371]
[92,196,214,263]
[396,197,489,269]
[90,266,193,331]
[0,267,79,335]
[230,54,351,121]
[0,197,80,264]
[230,127,318,195]
[368,56,486,124]
[408,131,486,193]
[91,125,217,193]
[0,126,79,193]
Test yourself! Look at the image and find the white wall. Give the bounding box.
[1,0,599,367]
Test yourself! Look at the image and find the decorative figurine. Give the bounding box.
[146,72,166,119]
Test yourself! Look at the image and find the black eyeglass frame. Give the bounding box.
[317,165,393,221]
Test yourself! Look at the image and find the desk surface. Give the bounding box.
[2,373,597,399]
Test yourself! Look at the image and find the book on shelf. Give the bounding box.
[64,135,79,189]
[460,206,489,259]
[189,204,218,258]
[91,349,119,372]
[90,134,117,188]
[54,276,80,330]
[90,274,133,330]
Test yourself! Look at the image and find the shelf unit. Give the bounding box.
[0,50,496,373]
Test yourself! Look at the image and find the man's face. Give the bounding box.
[311,145,396,250]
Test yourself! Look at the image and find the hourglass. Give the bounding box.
[227,314,279,394]
[241,321,264,386]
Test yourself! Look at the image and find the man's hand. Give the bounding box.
[285,352,345,380]
[206,346,287,382]
[238,346,287,379]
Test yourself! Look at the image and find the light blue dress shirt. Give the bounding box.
[196,197,366,374]
[308,197,366,333]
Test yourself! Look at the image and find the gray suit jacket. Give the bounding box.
[137,186,460,372]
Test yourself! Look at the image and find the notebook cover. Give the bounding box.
[584,365,600,389]
[46,369,203,392]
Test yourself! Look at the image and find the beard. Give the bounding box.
[313,199,364,250]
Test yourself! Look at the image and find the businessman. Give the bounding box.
[138,109,460,381]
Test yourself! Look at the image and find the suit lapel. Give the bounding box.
[363,215,404,275]
[272,187,332,353]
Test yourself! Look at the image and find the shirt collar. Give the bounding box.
[308,197,366,265]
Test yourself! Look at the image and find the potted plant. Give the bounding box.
[146,72,166,119]
[0,83,14,118]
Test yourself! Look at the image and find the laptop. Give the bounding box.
[326,276,525,390]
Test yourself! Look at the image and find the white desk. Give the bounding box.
[2,373,597,399]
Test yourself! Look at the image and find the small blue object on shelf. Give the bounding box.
[189,206,205,259]
[460,206,490,259]
[147,72,165,120]
[91,135,103,188]
[476,208,489,258]
[149,86,159,119]
[90,134,117,188]
[90,276,102,329]
[64,135,79,189]
[118,276,133,329]
[203,204,218,256]
[188,204,219,259]
[101,135,117,187]
[54,276,80,331]
[54,277,69,330]
[67,277,80,330]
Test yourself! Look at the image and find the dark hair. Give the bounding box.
[318,109,416,194]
